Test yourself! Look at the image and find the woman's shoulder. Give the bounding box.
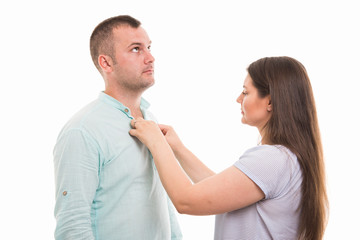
[243,144,297,162]
[236,144,301,200]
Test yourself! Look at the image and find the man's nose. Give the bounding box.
[145,50,155,63]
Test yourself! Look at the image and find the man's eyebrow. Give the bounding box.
[127,41,152,48]
[127,42,142,48]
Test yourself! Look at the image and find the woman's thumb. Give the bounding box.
[129,129,137,137]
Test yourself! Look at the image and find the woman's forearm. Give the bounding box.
[148,140,194,212]
[172,144,215,183]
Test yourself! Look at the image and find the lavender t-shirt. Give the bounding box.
[214,145,302,240]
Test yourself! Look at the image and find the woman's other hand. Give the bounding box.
[158,124,184,152]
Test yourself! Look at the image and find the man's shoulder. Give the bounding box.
[59,99,104,133]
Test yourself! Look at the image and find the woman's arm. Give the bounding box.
[158,124,215,183]
[129,119,264,215]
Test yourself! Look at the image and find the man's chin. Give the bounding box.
[140,80,155,91]
[147,78,155,87]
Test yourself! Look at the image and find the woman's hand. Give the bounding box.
[158,124,184,152]
[129,118,166,150]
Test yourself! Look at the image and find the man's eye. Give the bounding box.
[131,47,140,52]
[147,45,151,51]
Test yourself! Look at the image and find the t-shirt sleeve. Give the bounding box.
[234,145,295,199]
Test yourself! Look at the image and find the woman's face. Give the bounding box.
[236,74,272,131]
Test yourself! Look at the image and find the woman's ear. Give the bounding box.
[267,98,272,112]
[98,55,113,73]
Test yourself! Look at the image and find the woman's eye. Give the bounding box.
[242,91,247,95]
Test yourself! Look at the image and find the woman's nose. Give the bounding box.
[236,94,243,103]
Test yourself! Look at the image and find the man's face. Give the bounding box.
[111,26,155,91]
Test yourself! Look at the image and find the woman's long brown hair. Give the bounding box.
[248,57,328,240]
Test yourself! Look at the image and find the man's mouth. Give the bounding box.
[143,67,154,74]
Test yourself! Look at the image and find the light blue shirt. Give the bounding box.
[53,92,182,240]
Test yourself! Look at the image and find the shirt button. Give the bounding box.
[124,109,129,113]
[63,191,67,196]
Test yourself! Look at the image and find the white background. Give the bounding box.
[1,0,359,239]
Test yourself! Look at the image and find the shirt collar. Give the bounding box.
[98,92,150,117]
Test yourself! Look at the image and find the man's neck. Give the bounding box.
[104,88,144,119]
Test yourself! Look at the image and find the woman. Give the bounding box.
[129,56,328,239]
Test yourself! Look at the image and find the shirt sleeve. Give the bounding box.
[53,129,100,240]
[234,145,294,199]
[166,195,183,240]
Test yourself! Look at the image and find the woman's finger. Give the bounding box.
[131,117,144,129]
[130,119,137,129]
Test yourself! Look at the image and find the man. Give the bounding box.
[53,15,182,240]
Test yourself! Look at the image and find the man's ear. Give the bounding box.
[98,55,113,73]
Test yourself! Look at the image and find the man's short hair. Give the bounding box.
[90,15,141,72]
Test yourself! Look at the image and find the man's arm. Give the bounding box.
[53,129,100,240]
